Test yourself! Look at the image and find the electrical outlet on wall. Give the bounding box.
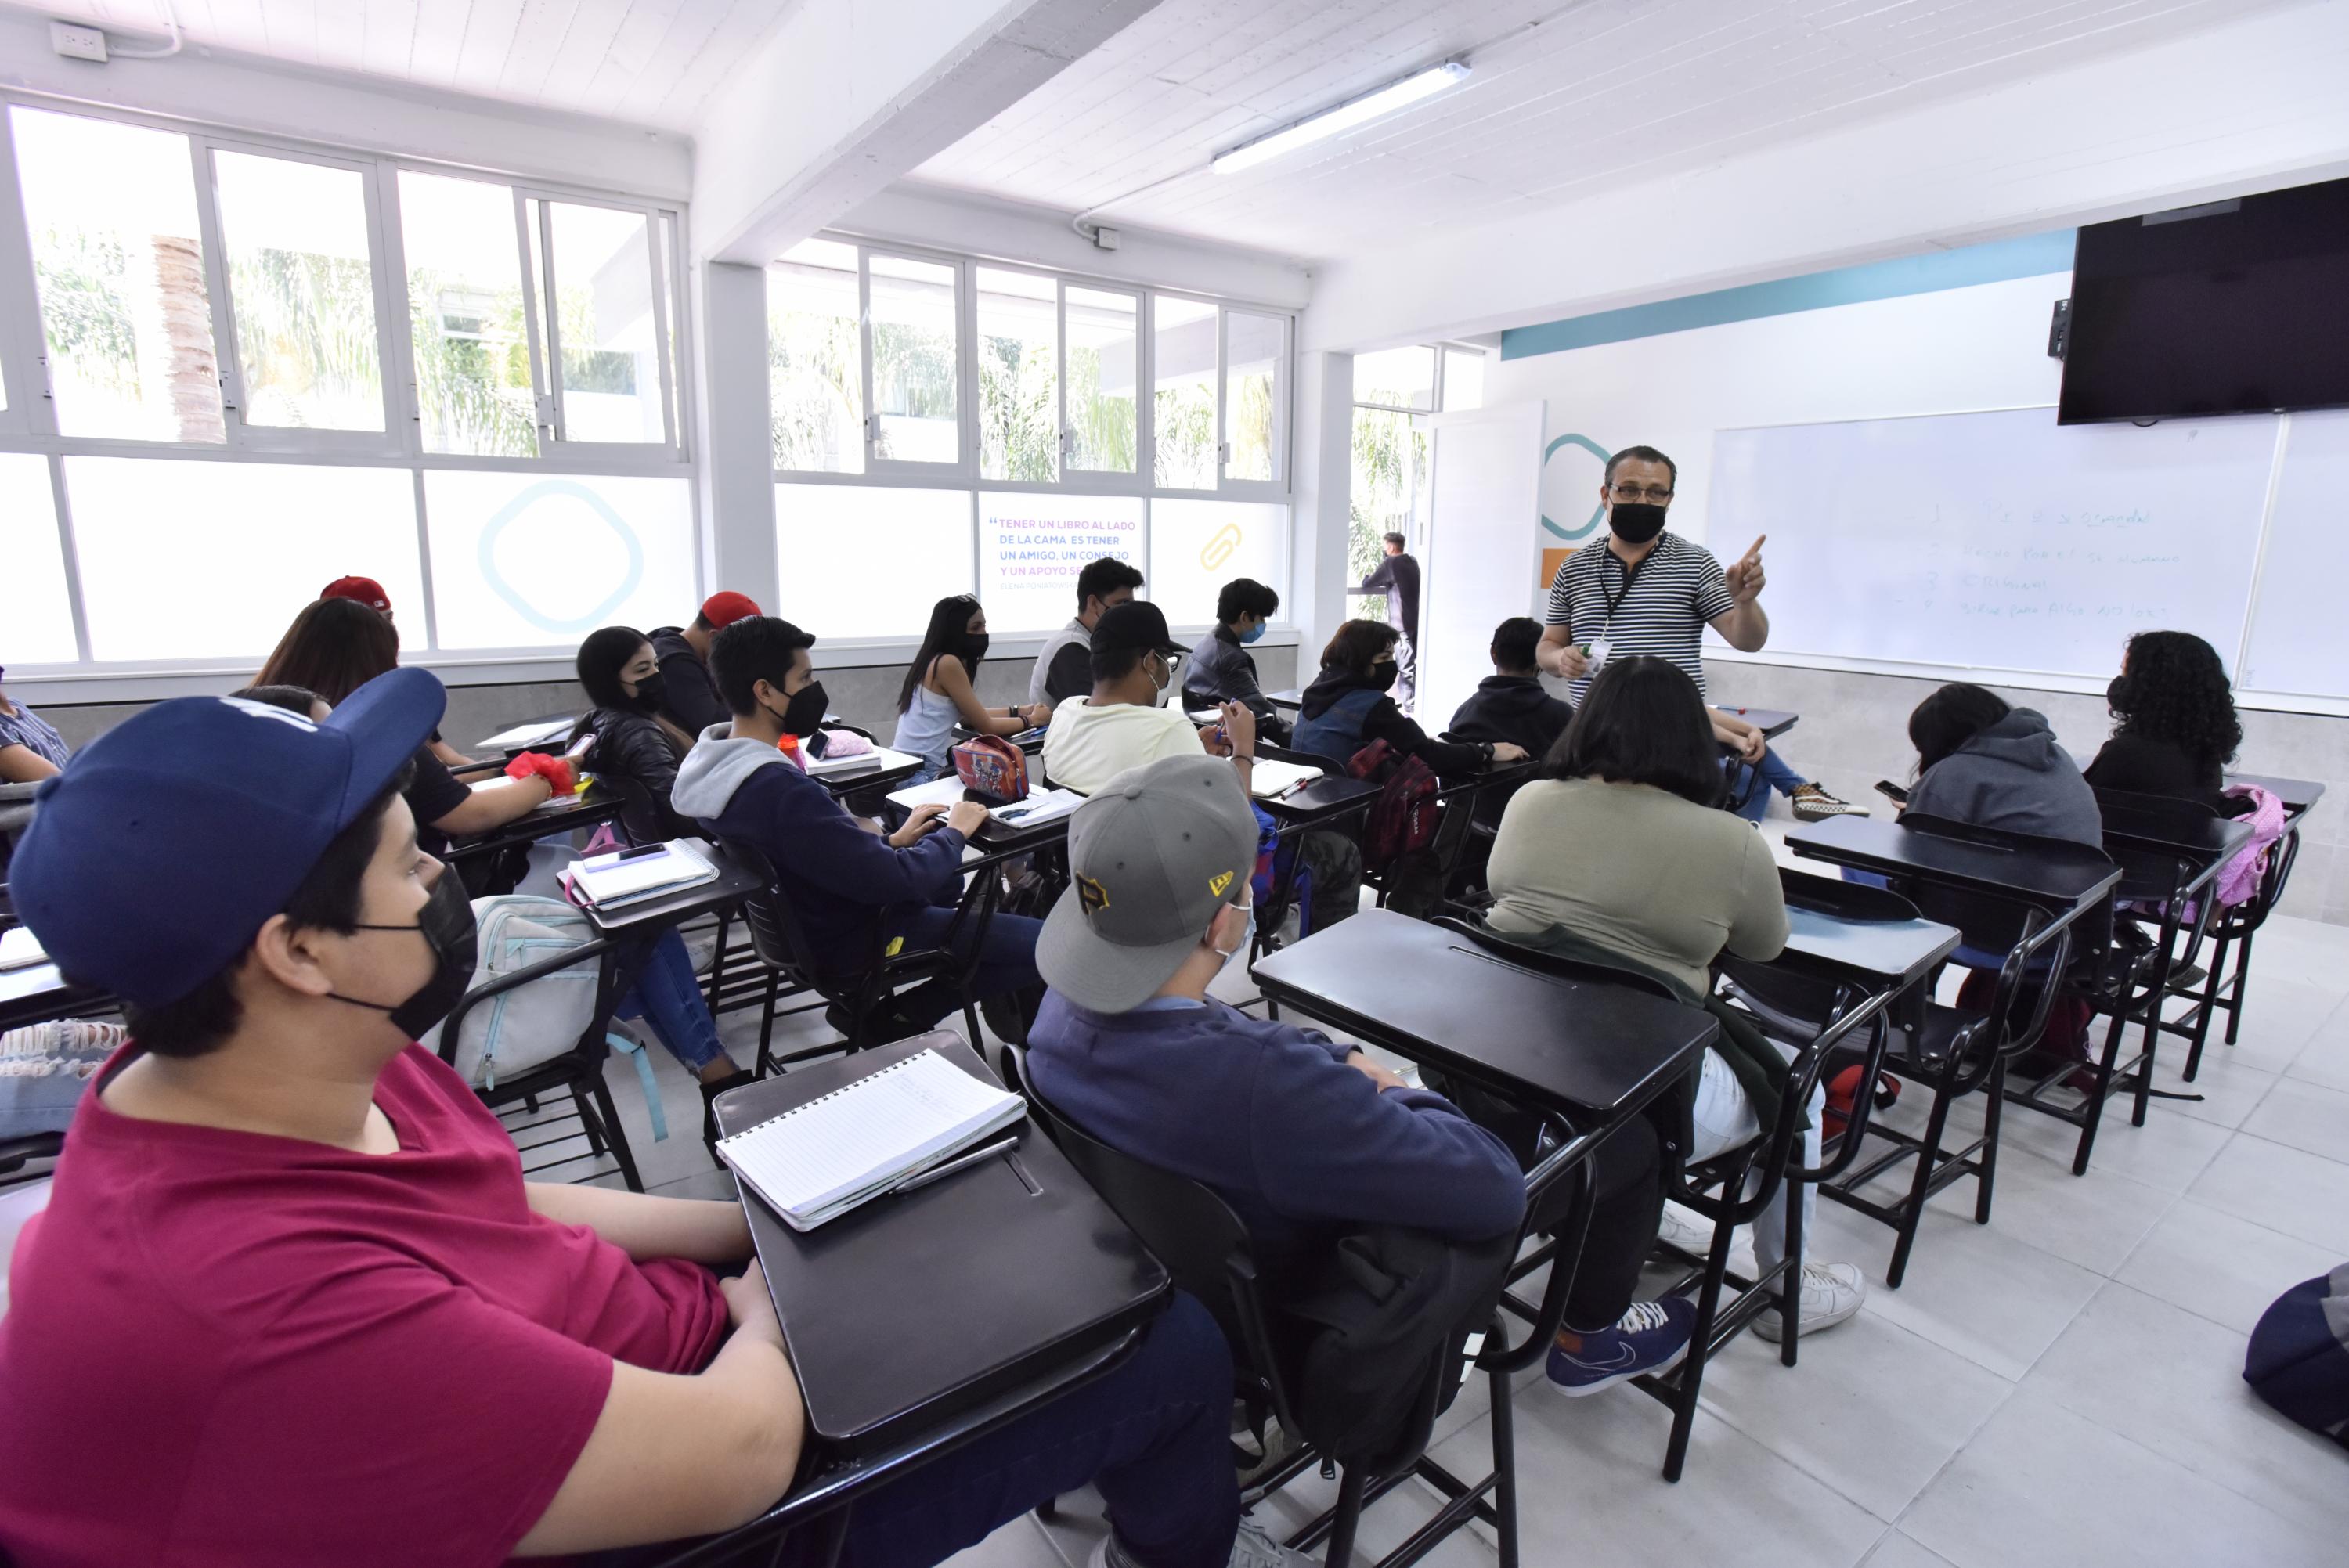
[50,22,109,62]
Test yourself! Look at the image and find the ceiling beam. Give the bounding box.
[691,0,1164,266]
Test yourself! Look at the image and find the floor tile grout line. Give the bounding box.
[1882,1375,2025,1545]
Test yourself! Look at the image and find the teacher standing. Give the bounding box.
[1536,445,1864,823]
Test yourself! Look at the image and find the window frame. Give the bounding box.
[1059,276,1146,490]
[0,89,698,691]
[861,245,968,478]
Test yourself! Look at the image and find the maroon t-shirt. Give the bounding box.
[0,1044,729,1567]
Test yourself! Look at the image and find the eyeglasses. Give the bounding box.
[1609,483,1674,503]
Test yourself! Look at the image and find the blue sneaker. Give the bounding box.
[1546,1297,1697,1397]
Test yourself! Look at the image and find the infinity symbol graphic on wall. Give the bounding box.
[476,479,647,634]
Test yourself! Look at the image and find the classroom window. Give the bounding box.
[775,484,974,640]
[1442,348,1487,411]
[398,171,538,457]
[0,99,695,677]
[2,455,77,663]
[767,237,863,475]
[1063,287,1138,476]
[423,470,695,650]
[868,252,960,466]
[980,491,1144,633]
[1224,310,1286,485]
[542,201,668,445]
[1354,346,1435,413]
[1153,294,1218,490]
[1349,407,1427,620]
[13,107,224,442]
[211,150,387,434]
[976,267,1057,483]
[65,456,422,663]
[1149,499,1286,629]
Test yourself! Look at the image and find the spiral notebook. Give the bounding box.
[716,1048,1027,1231]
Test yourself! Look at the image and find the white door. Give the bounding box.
[1416,401,1546,730]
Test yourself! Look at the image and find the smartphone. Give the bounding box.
[615,842,666,860]
[565,731,598,761]
[1875,780,1910,806]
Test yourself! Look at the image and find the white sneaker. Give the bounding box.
[1750,1261,1866,1341]
[1654,1202,1714,1256]
[1090,1517,1314,1568]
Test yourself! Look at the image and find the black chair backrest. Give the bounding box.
[1437,915,1682,1002]
[716,838,831,983]
[1894,812,2115,957]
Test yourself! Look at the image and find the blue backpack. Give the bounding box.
[1292,687,1383,769]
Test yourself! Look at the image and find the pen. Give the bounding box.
[893,1134,1021,1195]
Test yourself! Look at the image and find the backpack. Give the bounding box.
[431,896,604,1090]
[2244,1263,2349,1449]
[1348,738,1441,875]
[1277,1224,1516,1475]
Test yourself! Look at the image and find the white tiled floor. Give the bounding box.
[561,840,2349,1568]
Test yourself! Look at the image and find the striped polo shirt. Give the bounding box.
[1543,530,1736,701]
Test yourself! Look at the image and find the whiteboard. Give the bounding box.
[2239,411,2349,699]
[1420,401,1546,730]
[1709,407,2279,681]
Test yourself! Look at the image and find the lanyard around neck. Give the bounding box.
[1598,541,1654,630]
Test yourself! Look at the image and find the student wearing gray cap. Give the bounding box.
[1027,753,1699,1400]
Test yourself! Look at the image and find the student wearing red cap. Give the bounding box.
[648,590,763,738]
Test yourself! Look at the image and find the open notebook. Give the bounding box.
[716,1048,1028,1231]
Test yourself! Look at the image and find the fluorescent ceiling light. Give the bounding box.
[1213,61,1470,175]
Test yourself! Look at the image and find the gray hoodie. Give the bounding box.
[1906,708,2102,847]
[669,723,786,823]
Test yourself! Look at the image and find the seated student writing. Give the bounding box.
[2084,630,2256,817]
[0,664,71,783]
[1182,578,1290,743]
[1484,656,1867,1343]
[677,615,1046,1036]
[1026,756,1689,1397]
[1045,603,1362,932]
[1293,619,1528,774]
[0,672,1279,1568]
[893,594,1052,785]
[257,597,564,858]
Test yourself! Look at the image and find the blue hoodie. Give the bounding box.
[670,723,967,975]
[1026,991,1527,1268]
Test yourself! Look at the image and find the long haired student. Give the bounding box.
[893,593,1051,784]
[256,598,556,856]
[1485,655,1867,1344]
[2084,630,2253,816]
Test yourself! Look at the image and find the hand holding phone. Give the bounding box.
[1874,779,1909,806]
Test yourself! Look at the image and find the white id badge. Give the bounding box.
[1586,637,1612,671]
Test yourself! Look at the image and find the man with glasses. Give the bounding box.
[1536,445,1864,823]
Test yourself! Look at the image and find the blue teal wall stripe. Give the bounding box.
[1498,229,2078,360]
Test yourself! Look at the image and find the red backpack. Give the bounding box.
[1347,739,1440,874]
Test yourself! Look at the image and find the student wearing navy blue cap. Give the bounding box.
[0,673,1283,1568]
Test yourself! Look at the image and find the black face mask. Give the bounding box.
[1369,662,1399,692]
[781,680,828,738]
[2106,674,2134,714]
[624,670,668,715]
[330,873,478,1039]
[1608,502,1668,545]
[962,633,991,665]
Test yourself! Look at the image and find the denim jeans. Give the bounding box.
[1686,1045,1824,1275]
[1726,746,1810,824]
[881,906,1045,1031]
[613,926,727,1074]
[782,1292,1241,1568]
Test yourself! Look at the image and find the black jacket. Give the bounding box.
[1356,553,1421,640]
[1296,667,1489,776]
[1447,676,1573,760]
[648,625,728,736]
[1182,625,1290,737]
[574,706,695,845]
[2084,733,2255,818]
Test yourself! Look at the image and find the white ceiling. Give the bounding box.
[11,0,785,131]
[911,0,2313,262]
